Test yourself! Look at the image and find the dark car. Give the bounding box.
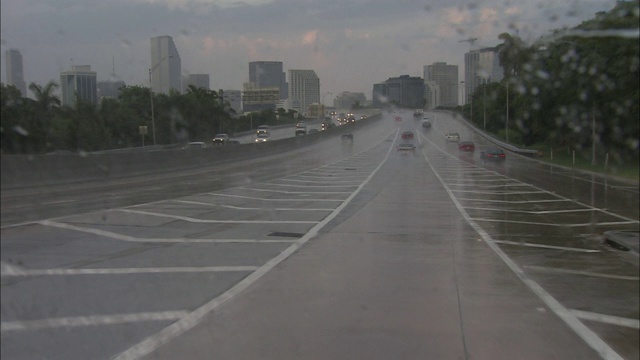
[397,143,416,151]
[401,131,414,140]
[458,141,475,152]
[480,148,506,162]
[321,122,335,130]
[422,120,432,129]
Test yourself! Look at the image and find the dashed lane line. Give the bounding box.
[207,193,343,202]
[492,240,601,253]
[238,188,352,195]
[464,207,601,215]
[116,209,318,224]
[1,265,258,277]
[524,265,640,281]
[1,311,190,332]
[570,310,640,329]
[171,200,334,211]
[469,218,638,227]
[37,221,296,244]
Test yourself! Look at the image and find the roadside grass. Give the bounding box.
[524,144,639,182]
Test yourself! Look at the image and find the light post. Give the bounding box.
[482,78,487,131]
[149,55,173,146]
[497,79,510,143]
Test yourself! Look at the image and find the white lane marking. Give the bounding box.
[38,221,295,244]
[278,178,362,184]
[417,132,625,360]
[1,311,189,332]
[41,199,77,205]
[470,218,638,227]
[116,209,318,224]
[570,310,640,329]
[457,198,573,204]
[464,207,595,215]
[207,193,343,202]
[172,200,333,211]
[524,266,640,281]
[239,188,351,195]
[492,240,601,253]
[440,178,509,183]
[266,183,359,188]
[450,189,548,195]
[111,129,400,360]
[1,266,259,277]
[447,183,531,188]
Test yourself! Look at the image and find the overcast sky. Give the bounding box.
[1,0,616,102]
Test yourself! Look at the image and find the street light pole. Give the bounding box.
[483,79,486,131]
[149,55,173,146]
[505,81,509,143]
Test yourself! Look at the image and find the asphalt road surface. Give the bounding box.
[1,109,638,360]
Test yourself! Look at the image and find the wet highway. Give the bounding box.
[1,109,638,359]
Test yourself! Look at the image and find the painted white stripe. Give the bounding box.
[570,310,640,329]
[240,188,351,194]
[42,199,77,205]
[447,183,531,188]
[524,266,640,281]
[38,221,296,244]
[208,193,343,202]
[464,207,595,215]
[111,128,400,360]
[266,183,358,188]
[457,198,572,204]
[493,240,601,253]
[1,311,189,332]
[440,179,515,183]
[1,266,258,277]
[450,189,547,195]
[172,200,333,211]
[470,218,637,227]
[278,178,361,184]
[293,174,367,179]
[418,132,625,360]
[116,209,318,224]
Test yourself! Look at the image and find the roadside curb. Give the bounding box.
[603,231,639,255]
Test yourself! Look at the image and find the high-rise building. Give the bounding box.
[183,74,210,90]
[242,83,279,112]
[384,75,424,109]
[464,47,503,104]
[249,61,287,99]
[372,83,387,107]
[288,70,319,115]
[97,80,125,100]
[424,80,440,110]
[334,91,366,110]
[60,65,97,107]
[5,49,27,97]
[424,62,458,107]
[150,35,182,94]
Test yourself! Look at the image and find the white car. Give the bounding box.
[212,134,230,145]
[255,134,269,142]
[256,125,270,136]
[445,132,460,142]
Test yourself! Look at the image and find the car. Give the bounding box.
[321,121,335,130]
[394,116,402,121]
[256,125,270,136]
[480,148,506,162]
[295,122,307,135]
[401,131,414,140]
[413,109,423,117]
[212,134,230,144]
[255,134,269,142]
[360,115,367,120]
[341,133,353,140]
[397,143,416,151]
[182,141,206,149]
[444,132,460,142]
[308,128,319,134]
[422,120,432,129]
[458,141,475,152]
[346,115,356,123]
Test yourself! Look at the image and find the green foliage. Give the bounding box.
[471,0,639,164]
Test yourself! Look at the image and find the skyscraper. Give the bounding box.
[60,65,97,107]
[464,47,503,104]
[183,74,210,90]
[288,70,319,115]
[249,61,287,99]
[150,36,182,94]
[384,75,424,109]
[424,62,458,107]
[5,49,27,96]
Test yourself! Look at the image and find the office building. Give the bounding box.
[5,49,27,96]
[424,62,458,107]
[183,74,210,90]
[150,35,182,94]
[334,92,366,110]
[372,83,388,107]
[288,70,319,115]
[60,65,97,107]
[424,80,440,110]
[464,47,503,104]
[243,83,279,112]
[384,75,424,109]
[249,61,287,99]
[97,80,125,100]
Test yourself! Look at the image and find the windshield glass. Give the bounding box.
[1,1,638,359]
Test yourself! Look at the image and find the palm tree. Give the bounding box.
[27,81,61,152]
[29,81,61,110]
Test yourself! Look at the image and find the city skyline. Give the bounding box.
[0,0,615,103]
